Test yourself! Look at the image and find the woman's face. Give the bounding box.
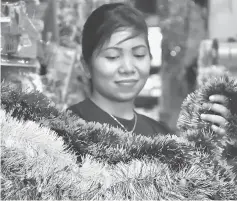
[90,28,151,102]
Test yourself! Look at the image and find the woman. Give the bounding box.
[68,3,230,137]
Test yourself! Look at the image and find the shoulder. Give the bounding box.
[67,98,89,117]
[137,113,171,135]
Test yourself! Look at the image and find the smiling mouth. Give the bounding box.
[115,79,138,83]
[114,80,139,88]
[115,80,138,85]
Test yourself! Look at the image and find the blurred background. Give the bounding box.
[1,0,237,132]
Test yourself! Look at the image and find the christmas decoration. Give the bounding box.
[1,108,236,200]
[178,74,237,175]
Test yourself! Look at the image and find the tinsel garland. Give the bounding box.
[1,84,203,169]
[1,74,237,200]
[177,75,237,174]
[1,83,59,121]
[1,110,237,200]
[42,113,198,169]
[0,84,216,170]
[1,110,82,200]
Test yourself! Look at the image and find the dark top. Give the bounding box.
[67,98,171,137]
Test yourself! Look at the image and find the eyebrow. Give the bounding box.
[102,45,147,52]
[116,35,138,45]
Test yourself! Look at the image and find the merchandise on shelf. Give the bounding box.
[1,1,44,58]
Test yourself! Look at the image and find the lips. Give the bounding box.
[115,79,138,86]
[115,79,138,83]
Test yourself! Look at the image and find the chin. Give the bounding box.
[114,92,139,102]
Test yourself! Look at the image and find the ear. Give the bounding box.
[81,56,91,79]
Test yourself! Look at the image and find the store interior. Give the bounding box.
[1,0,237,128]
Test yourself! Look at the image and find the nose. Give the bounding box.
[118,55,135,74]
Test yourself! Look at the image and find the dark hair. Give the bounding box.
[82,3,150,64]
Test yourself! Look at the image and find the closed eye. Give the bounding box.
[134,54,145,58]
[106,56,119,60]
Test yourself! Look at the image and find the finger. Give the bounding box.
[211,124,226,136]
[200,114,228,127]
[202,103,231,118]
[209,94,229,105]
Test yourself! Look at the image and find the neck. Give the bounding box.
[90,94,135,120]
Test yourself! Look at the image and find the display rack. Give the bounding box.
[1,0,45,82]
[1,55,40,80]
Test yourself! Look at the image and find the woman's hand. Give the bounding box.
[200,94,231,136]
